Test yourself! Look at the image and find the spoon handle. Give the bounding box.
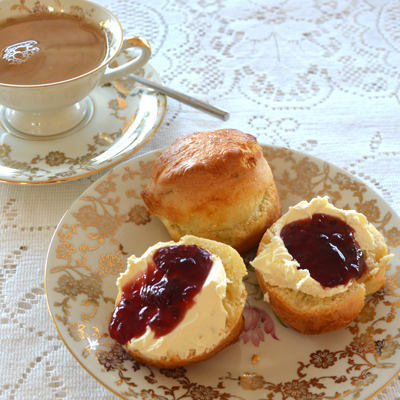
[127,73,230,121]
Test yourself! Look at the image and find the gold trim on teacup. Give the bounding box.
[126,36,152,53]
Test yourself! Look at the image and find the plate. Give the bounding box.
[0,52,166,184]
[45,146,400,400]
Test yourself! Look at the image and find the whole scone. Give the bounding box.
[251,197,393,335]
[141,129,282,254]
[109,235,247,369]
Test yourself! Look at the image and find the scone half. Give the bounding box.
[109,235,247,368]
[252,197,393,335]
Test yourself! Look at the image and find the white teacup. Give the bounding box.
[0,0,151,138]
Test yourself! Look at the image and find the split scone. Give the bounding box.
[109,235,247,368]
[251,197,393,335]
[141,129,282,254]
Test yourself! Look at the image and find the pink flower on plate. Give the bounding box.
[241,305,278,346]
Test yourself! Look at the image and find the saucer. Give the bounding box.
[0,57,167,184]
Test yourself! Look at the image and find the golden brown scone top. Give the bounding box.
[141,129,272,228]
[150,129,261,181]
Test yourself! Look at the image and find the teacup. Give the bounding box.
[0,0,152,138]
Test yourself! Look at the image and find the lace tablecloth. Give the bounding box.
[1,0,400,399]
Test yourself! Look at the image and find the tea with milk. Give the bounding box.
[0,13,108,85]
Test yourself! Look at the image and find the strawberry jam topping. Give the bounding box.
[109,245,213,345]
[280,213,365,288]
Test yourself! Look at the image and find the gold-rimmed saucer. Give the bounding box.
[0,56,166,184]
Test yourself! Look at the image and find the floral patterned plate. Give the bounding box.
[0,51,166,184]
[45,145,400,400]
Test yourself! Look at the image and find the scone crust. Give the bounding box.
[141,129,281,253]
[256,270,365,335]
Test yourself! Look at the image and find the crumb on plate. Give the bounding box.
[252,354,260,364]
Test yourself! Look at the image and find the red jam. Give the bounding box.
[280,213,365,288]
[109,245,213,345]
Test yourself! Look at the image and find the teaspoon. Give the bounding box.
[126,73,230,121]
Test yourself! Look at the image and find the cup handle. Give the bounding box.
[100,36,152,85]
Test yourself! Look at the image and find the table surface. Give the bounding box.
[1,0,400,399]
